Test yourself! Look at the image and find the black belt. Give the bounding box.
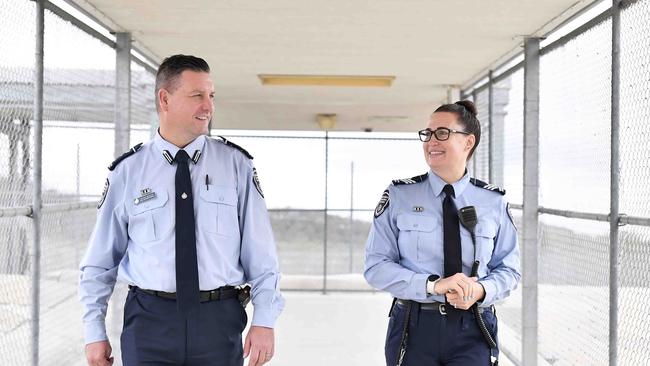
[396,299,494,315]
[129,285,239,302]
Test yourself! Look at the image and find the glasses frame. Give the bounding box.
[418,127,471,142]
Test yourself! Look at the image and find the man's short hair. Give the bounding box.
[155,54,210,111]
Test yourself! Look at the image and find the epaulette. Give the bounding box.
[470,177,506,195]
[108,143,143,171]
[392,173,428,186]
[218,136,253,159]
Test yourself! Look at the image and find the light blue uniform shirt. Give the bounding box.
[79,132,284,344]
[364,170,520,306]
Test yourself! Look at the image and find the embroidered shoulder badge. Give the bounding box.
[98,178,109,209]
[506,203,518,231]
[253,167,264,198]
[392,173,428,186]
[374,190,390,218]
[469,177,506,195]
[108,142,143,171]
[218,136,254,159]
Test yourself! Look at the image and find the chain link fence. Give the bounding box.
[3,0,650,365]
[463,0,650,364]
[619,0,650,364]
[1,0,37,365]
[536,15,612,366]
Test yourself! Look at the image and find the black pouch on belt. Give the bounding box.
[238,285,252,308]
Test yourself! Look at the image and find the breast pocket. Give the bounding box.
[127,190,172,244]
[396,214,440,262]
[461,221,497,275]
[199,186,240,237]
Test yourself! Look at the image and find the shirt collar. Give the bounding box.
[428,169,470,198]
[154,130,205,165]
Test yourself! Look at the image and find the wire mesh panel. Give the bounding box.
[619,225,650,366]
[473,89,490,181]
[538,215,609,365]
[538,18,612,214]
[130,61,156,142]
[619,1,650,364]
[620,0,650,218]
[39,7,118,365]
[494,69,524,205]
[325,134,423,289]
[0,0,35,207]
[0,1,36,364]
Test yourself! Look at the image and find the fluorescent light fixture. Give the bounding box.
[258,74,395,87]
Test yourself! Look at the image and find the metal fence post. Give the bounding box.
[488,70,494,183]
[472,89,478,176]
[31,1,45,365]
[609,1,621,364]
[115,32,131,157]
[522,37,540,366]
[323,131,329,294]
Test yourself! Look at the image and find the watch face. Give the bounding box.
[428,275,440,282]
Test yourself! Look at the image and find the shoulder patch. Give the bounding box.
[374,189,390,218]
[252,167,264,198]
[392,173,428,186]
[470,178,506,195]
[218,136,253,159]
[108,143,143,171]
[506,203,518,231]
[97,178,109,209]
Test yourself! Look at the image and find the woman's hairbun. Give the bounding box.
[454,100,477,116]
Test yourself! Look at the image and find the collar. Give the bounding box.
[428,169,470,199]
[154,130,205,165]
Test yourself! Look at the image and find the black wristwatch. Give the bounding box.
[427,274,440,283]
[427,274,440,295]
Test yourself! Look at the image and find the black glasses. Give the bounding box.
[418,127,470,142]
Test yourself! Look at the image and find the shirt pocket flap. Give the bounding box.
[130,190,168,215]
[200,186,238,206]
[396,214,436,232]
[476,222,497,239]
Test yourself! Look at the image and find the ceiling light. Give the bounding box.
[258,74,395,87]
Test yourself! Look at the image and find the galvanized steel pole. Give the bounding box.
[115,32,132,158]
[488,70,494,183]
[31,1,44,365]
[609,1,621,364]
[522,37,540,366]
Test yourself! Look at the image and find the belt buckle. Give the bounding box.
[438,303,447,315]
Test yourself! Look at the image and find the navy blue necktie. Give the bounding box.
[443,184,462,277]
[174,150,199,313]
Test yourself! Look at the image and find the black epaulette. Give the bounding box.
[108,142,143,171]
[470,177,506,195]
[218,136,253,159]
[392,173,428,186]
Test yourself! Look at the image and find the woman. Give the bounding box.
[364,100,520,366]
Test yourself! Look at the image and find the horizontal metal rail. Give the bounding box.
[3,202,649,227]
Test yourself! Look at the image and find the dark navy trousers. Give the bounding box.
[385,301,498,366]
[120,287,248,366]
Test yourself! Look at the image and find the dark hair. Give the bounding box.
[432,100,481,159]
[155,54,211,112]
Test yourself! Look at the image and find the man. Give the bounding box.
[80,54,284,366]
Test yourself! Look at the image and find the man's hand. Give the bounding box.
[433,273,477,299]
[445,278,485,310]
[243,326,275,366]
[85,340,113,366]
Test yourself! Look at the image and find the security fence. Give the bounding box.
[462,1,650,365]
[2,0,650,365]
